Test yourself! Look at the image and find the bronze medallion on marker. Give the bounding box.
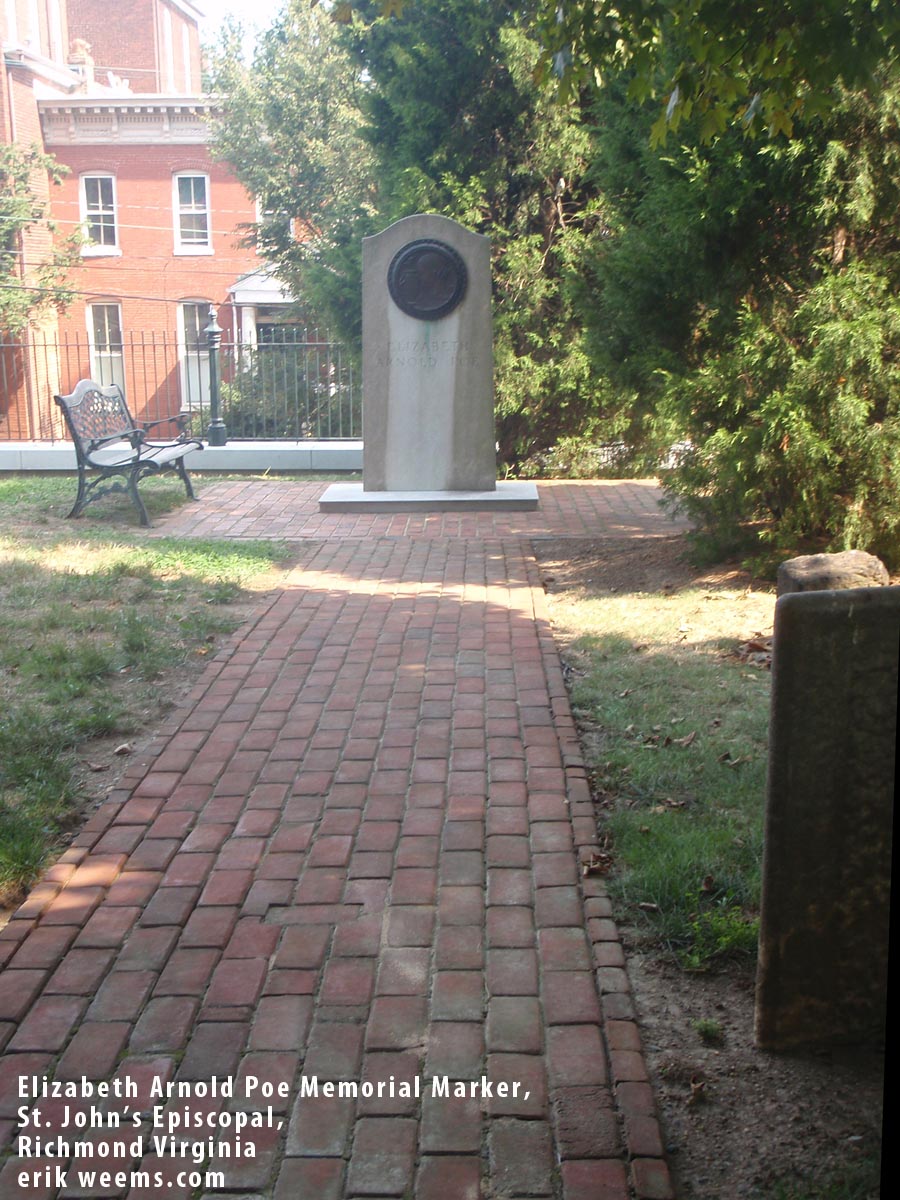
[387,239,468,321]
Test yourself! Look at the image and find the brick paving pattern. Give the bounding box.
[0,482,679,1199]
[150,478,690,542]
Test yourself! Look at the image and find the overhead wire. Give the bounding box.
[0,280,253,306]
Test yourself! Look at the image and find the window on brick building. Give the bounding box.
[80,175,119,254]
[255,197,296,252]
[179,301,211,411]
[88,304,126,392]
[174,174,212,253]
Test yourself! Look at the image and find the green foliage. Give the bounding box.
[0,805,51,899]
[1,143,80,335]
[319,1,900,140]
[210,0,613,469]
[690,1017,724,1044]
[0,702,100,904]
[574,75,810,435]
[216,2,900,547]
[351,3,617,466]
[518,435,645,479]
[535,0,900,143]
[209,3,377,343]
[680,904,760,970]
[661,265,900,564]
[578,64,900,565]
[220,337,361,439]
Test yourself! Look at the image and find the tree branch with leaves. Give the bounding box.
[539,0,900,142]
[318,0,900,141]
[1,144,79,336]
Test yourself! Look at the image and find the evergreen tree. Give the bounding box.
[321,2,900,141]
[213,1,900,562]
[210,0,611,468]
[580,66,900,565]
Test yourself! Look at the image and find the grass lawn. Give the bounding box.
[540,537,882,1200]
[542,540,776,967]
[0,473,294,905]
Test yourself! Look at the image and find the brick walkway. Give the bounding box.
[151,478,690,541]
[0,483,681,1199]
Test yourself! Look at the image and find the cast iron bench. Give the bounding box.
[54,379,204,526]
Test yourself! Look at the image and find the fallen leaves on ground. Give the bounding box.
[729,633,773,668]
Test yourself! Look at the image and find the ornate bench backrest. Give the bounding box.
[55,381,136,459]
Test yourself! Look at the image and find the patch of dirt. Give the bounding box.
[537,533,885,1200]
[628,951,883,1199]
[536,532,754,596]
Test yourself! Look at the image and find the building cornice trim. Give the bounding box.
[38,95,222,145]
[38,95,221,115]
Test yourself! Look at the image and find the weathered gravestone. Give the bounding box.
[755,587,898,1050]
[319,214,537,510]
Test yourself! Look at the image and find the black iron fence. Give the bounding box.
[0,329,361,442]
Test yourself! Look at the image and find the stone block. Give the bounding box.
[755,587,898,1049]
[361,214,496,493]
[776,549,889,596]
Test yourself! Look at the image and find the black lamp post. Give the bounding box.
[205,305,227,446]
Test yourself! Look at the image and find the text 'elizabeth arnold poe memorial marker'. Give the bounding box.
[319,214,538,510]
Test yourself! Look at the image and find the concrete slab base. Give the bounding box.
[318,480,539,511]
[0,440,363,473]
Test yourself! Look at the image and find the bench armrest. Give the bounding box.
[87,428,144,455]
[141,413,192,436]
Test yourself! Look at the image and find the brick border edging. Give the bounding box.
[525,543,676,1200]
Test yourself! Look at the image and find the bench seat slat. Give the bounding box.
[88,442,200,468]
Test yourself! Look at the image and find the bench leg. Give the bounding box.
[67,469,90,519]
[175,456,198,501]
[127,470,151,526]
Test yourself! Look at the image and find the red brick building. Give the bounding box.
[65,0,203,95]
[2,0,291,436]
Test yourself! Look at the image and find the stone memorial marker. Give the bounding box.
[319,213,537,510]
[755,586,898,1050]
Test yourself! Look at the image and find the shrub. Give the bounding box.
[660,265,900,568]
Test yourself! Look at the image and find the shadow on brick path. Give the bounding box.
[0,482,682,1199]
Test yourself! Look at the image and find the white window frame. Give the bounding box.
[87,303,126,392]
[173,172,212,255]
[48,0,64,61]
[80,174,121,256]
[182,24,193,93]
[26,0,39,47]
[5,0,19,44]
[178,301,212,412]
[162,6,175,92]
